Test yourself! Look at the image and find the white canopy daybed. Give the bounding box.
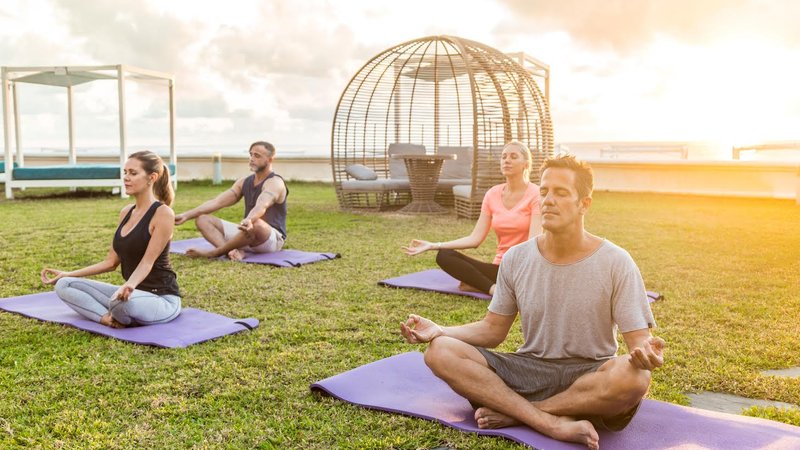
[2,65,176,199]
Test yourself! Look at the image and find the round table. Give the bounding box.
[391,153,456,214]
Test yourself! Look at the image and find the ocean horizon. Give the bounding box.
[6,141,800,162]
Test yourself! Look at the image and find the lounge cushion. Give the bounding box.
[340,179,411,192]
[452,184,472,198]
[12,163,176,180]
[345,164,378,181]
[436,178,471,189]
[0,161,18,174]
[439,146,472,179]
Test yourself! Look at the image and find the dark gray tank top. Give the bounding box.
[242,172,288,239]
[112,202,180,297]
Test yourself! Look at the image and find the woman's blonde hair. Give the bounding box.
[129,150,174,206]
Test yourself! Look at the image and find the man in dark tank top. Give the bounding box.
[175,141,289,261]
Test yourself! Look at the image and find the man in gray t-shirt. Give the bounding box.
[401,155,665,450]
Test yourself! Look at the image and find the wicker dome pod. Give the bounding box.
[331,35,553,217]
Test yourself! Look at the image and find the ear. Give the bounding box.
[579,196,592,214]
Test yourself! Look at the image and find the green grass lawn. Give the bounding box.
[1,181,799,449]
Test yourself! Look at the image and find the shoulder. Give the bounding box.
[503,238,537,264]
[154,203,175,220]
[596,239,638,269]
[234,175,249,187]
[483,184,504,202]
[526,182,540,196]
[263,173,286,192]
[488,184,505,195]
[118,204,134,221]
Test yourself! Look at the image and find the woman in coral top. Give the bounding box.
[403,141,542,295]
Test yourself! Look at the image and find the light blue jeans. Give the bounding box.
[55,277,181,326]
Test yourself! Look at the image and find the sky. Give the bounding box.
[1,0,799,156]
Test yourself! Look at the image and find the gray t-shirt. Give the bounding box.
[489,238,656,360]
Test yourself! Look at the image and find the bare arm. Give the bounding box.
[111,205,175,301]
[403,209,492,255]
[400,311,515,348]
[175,178,244,224]
[621,328,665,371]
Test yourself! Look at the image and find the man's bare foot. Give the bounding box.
[458,281,481,293]
[475,406,520,429]
[477,407,599,449]
[227,249,245,261]
[99,313,127,329]
[186,248,215,258]
[546,415,599,450]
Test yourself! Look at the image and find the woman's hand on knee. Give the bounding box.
[40,268,65,285]
[111,283,135,302]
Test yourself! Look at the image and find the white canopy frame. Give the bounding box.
[2,65,176,199]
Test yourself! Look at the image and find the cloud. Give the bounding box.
[51,0,196,71]
[496,0,800,53]
[198,3,377,83]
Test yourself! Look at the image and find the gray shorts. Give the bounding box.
[476,348,641,431]
[221,219,285,253]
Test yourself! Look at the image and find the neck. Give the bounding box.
[134,191,157,210]
[539,222,592,262]
[505,174,528,191]
[253,166,272,181]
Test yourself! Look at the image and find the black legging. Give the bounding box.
[436,249,499,295]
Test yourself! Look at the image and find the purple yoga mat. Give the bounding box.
[379,269,491,300]
[170,237,340,267]
[311,352,800,449]
[380,269,663,302]
[0,291,259,348]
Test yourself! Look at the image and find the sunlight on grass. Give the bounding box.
[1,181,798,448]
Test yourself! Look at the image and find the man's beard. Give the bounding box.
[251,162,269,172]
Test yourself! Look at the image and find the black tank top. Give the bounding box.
[242,172,288,239]
[113,201,180,296]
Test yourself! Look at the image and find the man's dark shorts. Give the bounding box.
[475,347,641,432]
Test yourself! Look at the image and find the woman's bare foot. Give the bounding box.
[458,281,481,293]
[227,249,245,261]
[99,313,127,329]
[475,407,520,428]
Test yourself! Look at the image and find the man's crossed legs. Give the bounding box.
[186,214,284,260]
[424,337,651,450]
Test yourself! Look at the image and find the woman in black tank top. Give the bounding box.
[41,151,182,328]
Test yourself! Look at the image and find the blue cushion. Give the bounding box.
[12,163,176,180]
[0,161,18,175]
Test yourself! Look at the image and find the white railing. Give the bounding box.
[732,142,800,160]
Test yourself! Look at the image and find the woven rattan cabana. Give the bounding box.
[331,35,553,218]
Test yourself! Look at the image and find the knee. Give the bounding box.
[602,361,651,410]
[435,248,457,266]
[54,277,73,295]
[195,214,213,229]
[424,336,460,376]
